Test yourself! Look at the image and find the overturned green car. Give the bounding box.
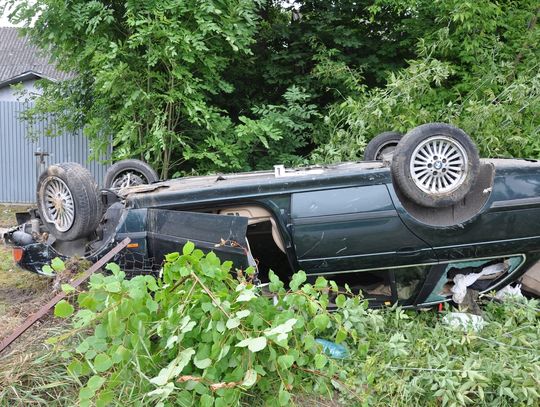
[5,123,540,307]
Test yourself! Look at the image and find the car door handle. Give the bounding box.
[397,247,421,256]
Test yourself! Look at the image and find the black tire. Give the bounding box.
[391,123,480,208]
[364,131,403,161]
[37,162,102,241]
[104,159,159,189]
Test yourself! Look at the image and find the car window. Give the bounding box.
[393,265,431,303]
[317,264,431,307]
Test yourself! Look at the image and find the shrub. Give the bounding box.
[52,243,359,406]
[47,244,540,406]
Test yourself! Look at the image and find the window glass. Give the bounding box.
[393,265,430,302]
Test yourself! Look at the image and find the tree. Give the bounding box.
[4,0,539,174]
[311,0,540,161]
[6,0,259,178]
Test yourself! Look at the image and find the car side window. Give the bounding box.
[393,265,431,303]
[317,265,432,307]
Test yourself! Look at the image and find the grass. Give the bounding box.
[0,205,51,340]
[0,205,51,339]
[0,317,80,407]
[0,204,31,228]
[0,246,52,341]
[0,205,77,406]
[0,249,79,406]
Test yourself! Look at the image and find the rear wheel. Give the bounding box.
[364,131,403,161]
[104,159,159,189]
[391,123,479,208]
[37,162,102,241]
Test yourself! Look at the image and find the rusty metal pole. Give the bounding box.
[0,238,131,354]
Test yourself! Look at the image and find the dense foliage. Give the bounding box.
[51,244,358,406]
[5,0,260,178]
[312,1,540,162]
[42,246,540,407]
[3,1,539,174]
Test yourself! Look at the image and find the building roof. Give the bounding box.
[0,27,71,88]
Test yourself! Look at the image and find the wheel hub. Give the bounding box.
[112,171,146,188]
[40,177,75,232]
[409,136,469,194]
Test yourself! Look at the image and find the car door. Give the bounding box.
[290,184,436,274]
[388,166,540,262]
[115,208,251,271]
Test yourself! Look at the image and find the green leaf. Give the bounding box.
[226,318,240,329]
[236,336,267,353]
[67,360,83,377]
[149,348,195,386]
[265,318,297,336]
[105,263,121,275]
[54,300,74,318]
[51,257,65,272]
[179,316,196,334]
[314,354,327,369]
[289,271,307,290]
[268,270,284,292]
[200,394,214,407]
[96,390,114,407]
[93,353,113,373]
[279,389,291,406]
[336,327,347,344]
[165,252,179,262]
[236,289,256,302]
[112,345,130,364]
[193,357,212,369]
[335,294,346,308]
[61,283,75,294]
[242,369,257,387]
[303,334,316,350]
[314,276,328,289]
[76,340,90,354]
[146,382,175,399]
[79,386,94,401]
[41,265,55,276]
[87,375,105,391]
[146,298,159,313]
[105,281,121,293]
[78,293,99,310]
[217,344,230,361]
[236,309,251,319]
[313,314,330,331]
[278,354,295,369]
[166,335,179,349]
[183,241,195,255]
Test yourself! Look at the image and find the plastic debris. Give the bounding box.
[451,262,506,304]
[315,338,349,359]
[495,284,523,300]
[442,312,485,332]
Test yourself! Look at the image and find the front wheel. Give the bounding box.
[391,123,480,208]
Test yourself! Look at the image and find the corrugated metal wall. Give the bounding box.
[0,101,110,203]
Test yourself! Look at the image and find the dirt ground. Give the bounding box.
[0,205,53,343]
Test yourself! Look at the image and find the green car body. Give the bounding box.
[8,158,540,307]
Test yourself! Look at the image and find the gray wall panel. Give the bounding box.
[0,101,110,203]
